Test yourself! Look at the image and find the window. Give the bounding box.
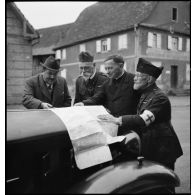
[172,7,178,21]
[96,38,111,53]
[186,64,190,81]
[186,38,190,52]
[167,35,182,50]
[100,64,106,73]
[61,49,66,59]
[118,34,127,49]
[56,50,61,59]
[61,68,67,78]
[148,32,161,48]
[172,37,178,50]
[80,44,86,52]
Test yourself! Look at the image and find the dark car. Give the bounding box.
[6,109,180,193]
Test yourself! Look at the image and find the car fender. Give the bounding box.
[67,160,180,194]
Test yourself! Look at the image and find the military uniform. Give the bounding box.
[121,83,183,168]
[74,72,108,104]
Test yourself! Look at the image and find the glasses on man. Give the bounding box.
[134,73,148,79]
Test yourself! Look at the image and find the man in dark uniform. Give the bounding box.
[23,56,71,109]
[75,55,139,119]
[74,51,108,105]
[98,58,183,171]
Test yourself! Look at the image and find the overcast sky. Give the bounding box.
[15,1,97,29]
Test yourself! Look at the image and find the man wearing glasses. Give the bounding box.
[74,51,108,105]
[98,58,183,171]
[22,56,71,109]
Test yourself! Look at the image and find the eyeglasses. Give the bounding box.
[134,73,148,79]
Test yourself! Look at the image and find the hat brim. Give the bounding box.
[41,63,62,71]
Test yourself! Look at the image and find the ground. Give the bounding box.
[6,96,191,193]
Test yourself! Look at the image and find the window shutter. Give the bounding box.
[96,40,101,52]
[168,35,172,50]
[80,44,86,52]
[157,34,161,49]
[186,64,190,81]
[56,50,61,59]
[178,37,183,50]
[107,38,111,51]
[186,38,190,52]
[62,49,66,59]
[61,68,67,78]
[118,35,122,50]
[148,32,153,47]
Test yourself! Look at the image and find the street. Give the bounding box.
[169,96,190,193]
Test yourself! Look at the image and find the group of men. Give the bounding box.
[22,51,183,171]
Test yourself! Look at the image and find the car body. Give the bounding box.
[6,109,180,193]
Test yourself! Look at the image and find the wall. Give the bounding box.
[7,5,33,104]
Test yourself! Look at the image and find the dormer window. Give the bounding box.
[172,7,178,22]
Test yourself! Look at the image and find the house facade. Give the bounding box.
[7,2,38,105]
[54,1,190,94]
[32,23,72,75]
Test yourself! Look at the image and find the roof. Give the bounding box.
[33,23,72,56]
[8,2,38,38]
[54,1,157,50]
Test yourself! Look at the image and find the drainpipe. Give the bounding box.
[134,24,140,72]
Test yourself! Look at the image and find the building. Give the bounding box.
[7,2,39,105]
[53,1,190,94]
[32,23,72,75]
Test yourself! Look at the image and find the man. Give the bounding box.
[75,54,139,119]
[98,58,183,170]
[23,56,71,109]
[74,51,108,104]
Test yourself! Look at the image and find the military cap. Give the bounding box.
[137,58,164,79]
[78,51,94,62]
[42,56,61,71]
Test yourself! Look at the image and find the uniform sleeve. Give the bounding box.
[94,75,109,94]
[83,82,106,105]
[121,93,171,132]
[63,79,72,107]
[22,78,42,109]
[142,93,171,123]
[74,78,82,104]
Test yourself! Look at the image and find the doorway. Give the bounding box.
[170,65,178,88]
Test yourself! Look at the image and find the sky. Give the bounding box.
[15,1,97,29]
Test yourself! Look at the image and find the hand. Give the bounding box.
[74,102,84,106]
[98,114,122,125]
[41,102,53,109]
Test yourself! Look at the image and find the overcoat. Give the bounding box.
[74,72,108,104]
[22,73,71,109]
[121,83,183,165]
[83,71,139,117]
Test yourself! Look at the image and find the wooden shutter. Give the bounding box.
[56,50,61,59]
[96,40,101,53]
[168,35,172,50]
[148,32,153,47]
[62,49,66,59]
[178,37,183,50]
[107,38,111,51]
[186,38,190,52]
[157,34,161,49]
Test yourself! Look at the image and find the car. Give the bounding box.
[6,108,180,193]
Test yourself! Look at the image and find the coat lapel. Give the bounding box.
[52,78,63,105]
[111,72,128,101]
[38,74,52,102]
